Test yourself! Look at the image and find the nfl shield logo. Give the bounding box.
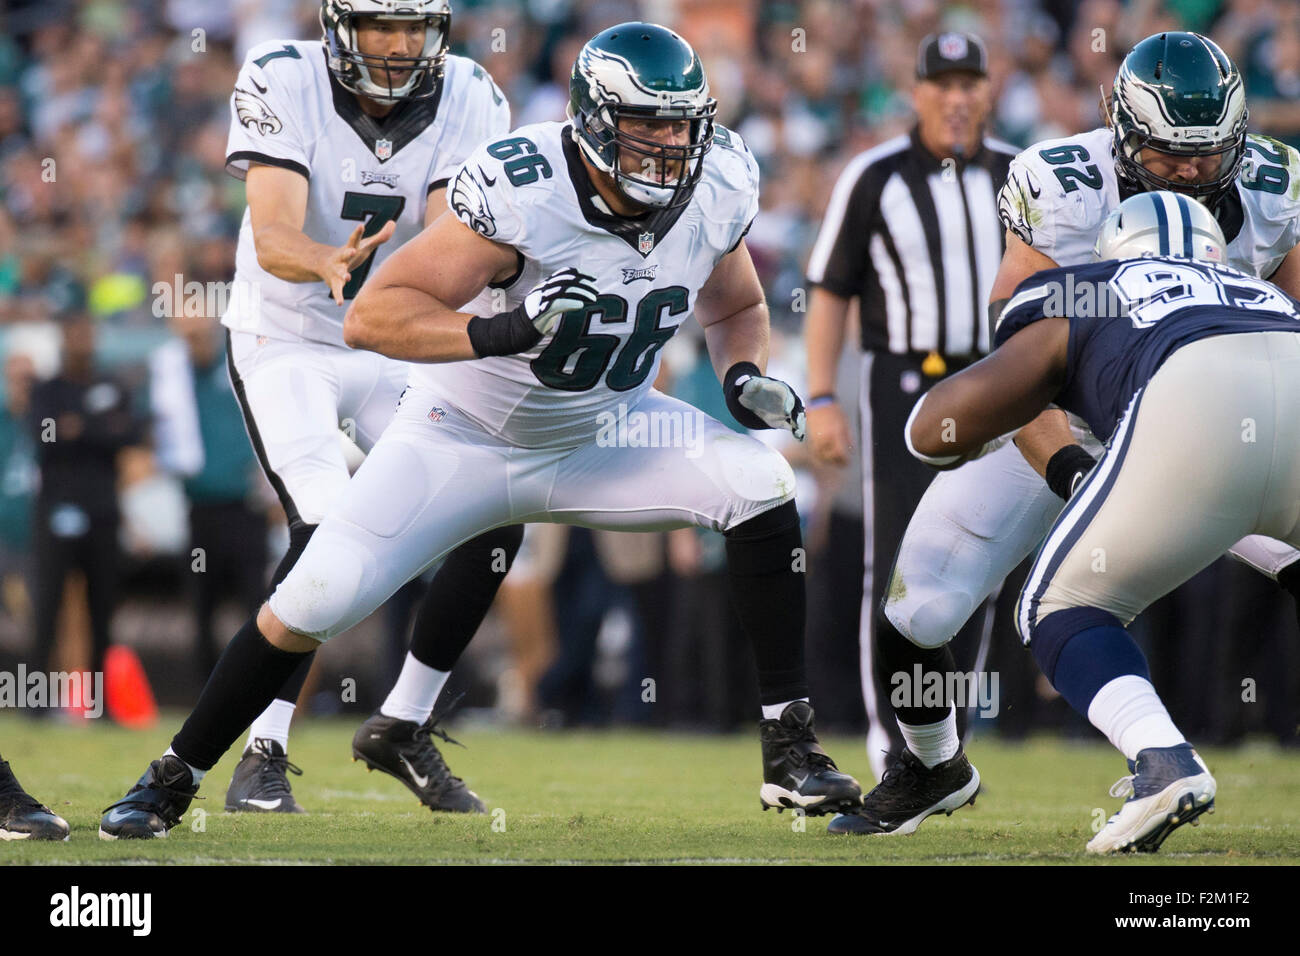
[428,405,447,423]
[638,231,655,255]
[938,33,968,60]
[376,138,393,160]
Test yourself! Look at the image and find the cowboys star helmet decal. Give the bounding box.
[450,165,498,239]
[234,88,283,136]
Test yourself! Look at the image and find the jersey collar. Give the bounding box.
[324,47,443,164]
[908,124,988,171]
[560,125,688,258]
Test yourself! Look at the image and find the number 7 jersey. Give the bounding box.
[997,127,1300,277]
[220,38,510,348]
[409,121,760,448]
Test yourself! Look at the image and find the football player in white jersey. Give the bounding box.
[215,0,521,816]
[99,23,862,839]
[830,31,1300,836]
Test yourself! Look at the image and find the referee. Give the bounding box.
[804,33,1016,783]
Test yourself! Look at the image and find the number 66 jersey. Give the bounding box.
[220,38,509,347]
[409,120,760,448]
[997,127,1300,279]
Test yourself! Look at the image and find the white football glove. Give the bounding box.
[728,368,807,441]
[522,267,600,336]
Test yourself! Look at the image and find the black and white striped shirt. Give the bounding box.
[807,127,1018,356]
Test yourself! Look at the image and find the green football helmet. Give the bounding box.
[568,22,717,210]
[1110,32,1247,207]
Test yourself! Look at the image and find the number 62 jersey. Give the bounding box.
[220,38,510,347]
[409,120,760,448]
[997,127,1300,277]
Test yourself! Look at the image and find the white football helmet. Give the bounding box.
[1094,190,1227,262]
[321,0,451,104]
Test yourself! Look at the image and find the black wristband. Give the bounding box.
[1045,444,1096,501]
[466,308,542,358]
[723,361,769,430]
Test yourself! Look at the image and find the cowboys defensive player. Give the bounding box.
[831,31,1300,836]
[909,190,1300,852]
[216,0,519,816]
[99,22,861,839]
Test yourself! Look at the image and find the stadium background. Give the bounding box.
[0,0,1296,747]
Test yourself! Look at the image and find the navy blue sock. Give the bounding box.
[1032,610,1149,716]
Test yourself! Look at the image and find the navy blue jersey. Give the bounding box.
[995,257,1300,442]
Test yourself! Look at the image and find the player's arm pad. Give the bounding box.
[1045,443,1096,500]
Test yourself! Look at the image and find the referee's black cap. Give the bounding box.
[916,32,988,80]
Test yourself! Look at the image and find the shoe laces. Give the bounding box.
[103,761,203,814]
[877,753,921,791]
[250,738,302,796]
[1108,774,1136,800]
[407,696,469,785]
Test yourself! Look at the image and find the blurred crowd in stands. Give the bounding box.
[0,0,1297,743]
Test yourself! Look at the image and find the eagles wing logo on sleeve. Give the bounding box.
[450,165,498,238]
[997,166,1039,245]
[234,88,283,136]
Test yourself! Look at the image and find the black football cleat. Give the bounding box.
[0,760,69,841]
[99,755,199,840]
[352,712,486,813]
[827,748,979,835]
[759,701,861,816]
[224,738,307,813]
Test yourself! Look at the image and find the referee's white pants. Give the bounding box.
[268,386,796,641]
[227,330,409,525]
[1019,332,1300,639]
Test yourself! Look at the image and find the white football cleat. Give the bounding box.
[1086,743,1215,854]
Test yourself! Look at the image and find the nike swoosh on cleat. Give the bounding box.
[245,798,282,810]
[399,756,430,789]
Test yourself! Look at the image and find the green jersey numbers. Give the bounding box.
[338,192,407,300]
[252,44,301,69]
[486,136,553,187]
[532,287,689,392]
[1038,143,1104,193]
[1241,137,1291,196]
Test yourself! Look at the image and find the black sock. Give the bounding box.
[724,501,808,706]
[171,615,314,770]
[263,520,317,706]
[1279,561,1300,634]
[875,614,957,726]
[412,525,524,671]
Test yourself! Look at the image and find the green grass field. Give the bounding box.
[3,713,1297,864]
